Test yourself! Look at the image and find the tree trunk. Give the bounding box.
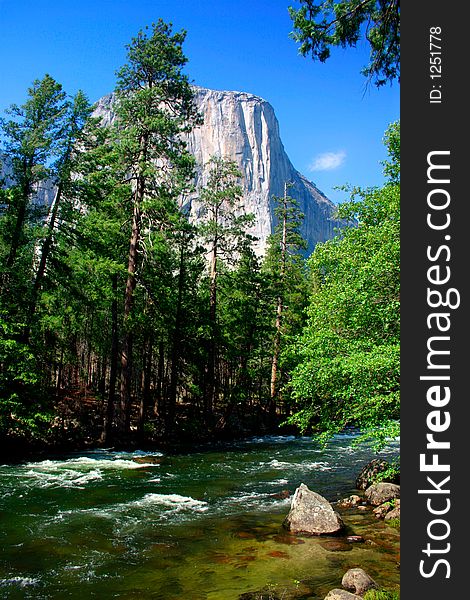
[5,162,31,272]
[119,134,148,436]
[206,241,218,418]
[270,297,282,405]
[155,340,165,419]
[30,181,64,302]
[269,183,288,417]
[103,274,118,444]
[168,238,186,432]
[138,338,153,438]
[119,200,139,435]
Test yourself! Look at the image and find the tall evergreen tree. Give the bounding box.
[112,20,199,434]
[263,184,308,420]
[198,156,255,417]
[0,74,68,295]
[28,91,92,335]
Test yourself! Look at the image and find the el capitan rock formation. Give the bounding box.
[1,86,342,255]
[94,86,342,255]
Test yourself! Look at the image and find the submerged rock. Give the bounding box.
[346,535,365,543]
[320,540,352,552]
[271,489,290,500]
[271,533,305,545]
[266,550,289,559]
[337,494,362,508]
[365,483,400,506]
[239,591,281,600]
[341,568,378,595]
[133,456,162,465]
[283,483,344,535]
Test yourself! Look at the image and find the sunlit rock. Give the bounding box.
[283,483,344,535]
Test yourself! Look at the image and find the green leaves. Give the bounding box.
[287,122,400,449]
[289,1,400,87]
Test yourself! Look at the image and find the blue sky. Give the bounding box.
[0,0,399,204]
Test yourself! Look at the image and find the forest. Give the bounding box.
[0,19,400,455]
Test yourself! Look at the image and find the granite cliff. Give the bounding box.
[95,87,341,255]
[2,87,341,255]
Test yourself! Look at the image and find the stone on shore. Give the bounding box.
[385,503,401,521]
[356,459,399,490]
[324,589,362,600]
[283,483,344,535]
[373,503,392,519]
[341,568,378,595]
[365,483,400,506]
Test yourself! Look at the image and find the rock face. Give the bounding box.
[0,153,56,209]
[373,503,392,519]
[365,483,400,506]
[283,483,344,535]
[337,494,362,508]
[94,87,343,255]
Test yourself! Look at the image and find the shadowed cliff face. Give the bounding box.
[1,87,342,255]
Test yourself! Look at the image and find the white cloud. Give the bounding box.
[309,150,346,172]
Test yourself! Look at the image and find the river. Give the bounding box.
[0,434,399,599]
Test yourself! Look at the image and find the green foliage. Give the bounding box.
[0,76,92,443]
[0,313,52,439]
[386,518,400,530]
[373,458,400,483]
[263,189,309,408]
[364,589,400,600]
[198,156,255,258]
[114,19,198,187]
[287,122,400,449]
[0,22,400,449]
[289,0,400,87]
[0,74,69,288]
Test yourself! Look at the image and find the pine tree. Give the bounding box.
[0,74,68,297]
[197,156,255,417]
[263,184,307,420]
[28,91,92,335]
[112,20,199,435]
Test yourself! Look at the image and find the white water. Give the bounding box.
[0,434,400,599]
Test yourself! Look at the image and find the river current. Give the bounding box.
[0,434,399,599]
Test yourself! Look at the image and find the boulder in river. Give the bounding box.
[324,589,362,600]
[337,494,362,508]
[365,483,400,506]
[373,503,392,519]
[341,568,378,595]
[356,459,399,490]
[385,503,401,521]
[283,483,344,535]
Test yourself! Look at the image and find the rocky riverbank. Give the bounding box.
[278,459,401,600]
